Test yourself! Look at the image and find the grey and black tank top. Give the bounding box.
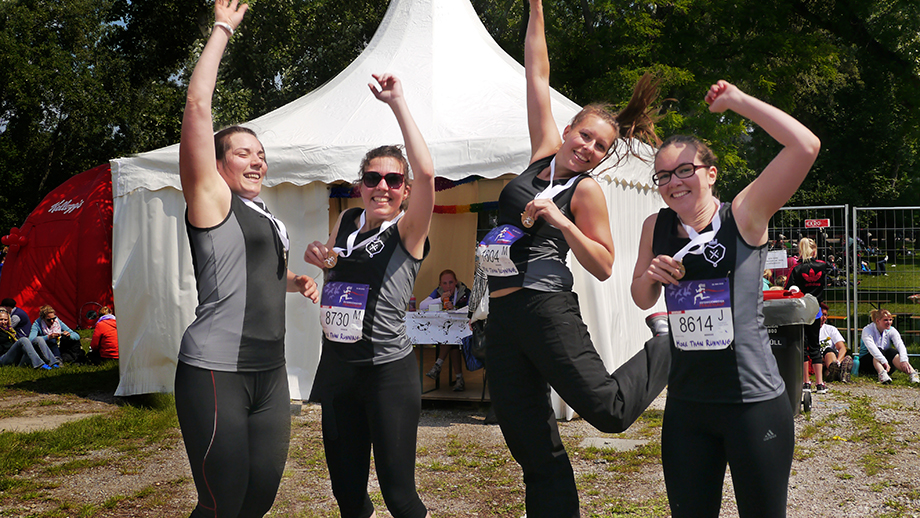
[652,203,785,403]
[180,195,288,372]
[488,155,589,293]
[324,207,429,365]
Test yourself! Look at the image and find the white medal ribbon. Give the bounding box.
[673,200,722,262]
[534,157,580,201]
[335,210,405,258]
[238,195,290,252]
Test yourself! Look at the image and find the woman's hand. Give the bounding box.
[215,0,248,31]
[643,254,684,286]
[292,275,319,303]
[522,198,568,230]
[304,240,330,270]
[704,80,745,113]
[369,73,404,105]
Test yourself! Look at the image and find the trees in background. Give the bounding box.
[0,0,918,230]
[473,0,920,207]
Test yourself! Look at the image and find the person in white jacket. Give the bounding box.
[859,308,920,384]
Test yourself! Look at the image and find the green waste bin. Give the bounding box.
[764,293,819,415]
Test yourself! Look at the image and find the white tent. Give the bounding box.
[110,0,665,398]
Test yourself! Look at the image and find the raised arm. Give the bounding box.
[708,81,821,246]
[525,0,563,163]
[369,74,435,260]
[179,0,249,228]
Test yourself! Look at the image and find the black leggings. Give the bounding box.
[310,350,427,518]
[803,318,822,364]
[662,395,794,518]
[486,290,671,518]
[174,361,291,518]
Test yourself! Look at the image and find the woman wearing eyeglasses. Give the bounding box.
[304,73,434,518]
[479,1,669,516]
[630,80,820,518]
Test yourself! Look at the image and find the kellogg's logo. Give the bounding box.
[48,199,84,215]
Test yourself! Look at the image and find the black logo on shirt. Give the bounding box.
[704,242,726,267]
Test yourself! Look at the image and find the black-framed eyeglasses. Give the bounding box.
[362,171,405,189]
[652,163,709,187]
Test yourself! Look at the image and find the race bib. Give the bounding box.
[665,277,733,351]
[320,281,369,343]
[477,225,524,277]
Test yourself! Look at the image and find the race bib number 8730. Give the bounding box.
[320,281,369,343]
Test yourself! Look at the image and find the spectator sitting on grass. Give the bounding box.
[87,306,118,364]
[859,308,920,385]
[819,303,852,383]
[0,308,58,369]
[29,305,84,364]
[1,298,32,339]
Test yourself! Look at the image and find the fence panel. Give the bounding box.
[768,206,852,342]
[851,207,920,345]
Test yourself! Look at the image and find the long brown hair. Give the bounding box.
[581,73,663,171]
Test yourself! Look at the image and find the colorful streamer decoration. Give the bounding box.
[434,176,478,191]
[434,201,499,214]
[329,185,359,199]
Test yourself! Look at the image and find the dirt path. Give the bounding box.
[1,380,919,517]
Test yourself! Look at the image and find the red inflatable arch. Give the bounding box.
[0,164,113,328]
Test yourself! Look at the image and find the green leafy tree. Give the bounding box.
[1,0,919,236]
[472,0,920,207]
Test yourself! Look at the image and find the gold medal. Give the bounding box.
[675,261,686,280]
[521,213,535,228]
[323,250,338,268]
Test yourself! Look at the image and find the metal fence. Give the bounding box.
[767,205,920,349]
[851,207,920,346]
[768,205,852,342]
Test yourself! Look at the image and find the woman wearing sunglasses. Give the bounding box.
[304,73,434,518]
[478,1,670,516]
[630,80,820,517]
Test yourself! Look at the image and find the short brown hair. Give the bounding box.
[214,126,260,162]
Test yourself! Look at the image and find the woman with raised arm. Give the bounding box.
[478,1,670,516]
[630,80,821,517]
[304,73,434,518]
[175,1,319,516]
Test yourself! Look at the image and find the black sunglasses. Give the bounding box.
[652,163,709,187]
[362,171,405,189]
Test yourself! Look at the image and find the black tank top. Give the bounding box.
[652,203,785,403]
[323,208,429,365]
[488,155,589,293]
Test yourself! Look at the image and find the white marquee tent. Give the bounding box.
[110,0,665,400]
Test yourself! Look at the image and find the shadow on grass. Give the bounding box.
[2,362,174,410]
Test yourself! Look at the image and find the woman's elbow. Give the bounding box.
[802,134,821,160]
[590,258,613,281]
[630,284,656,310]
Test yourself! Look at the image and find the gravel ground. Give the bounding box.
[1,376,919,517]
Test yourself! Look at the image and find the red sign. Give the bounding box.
[805,219,830,228]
